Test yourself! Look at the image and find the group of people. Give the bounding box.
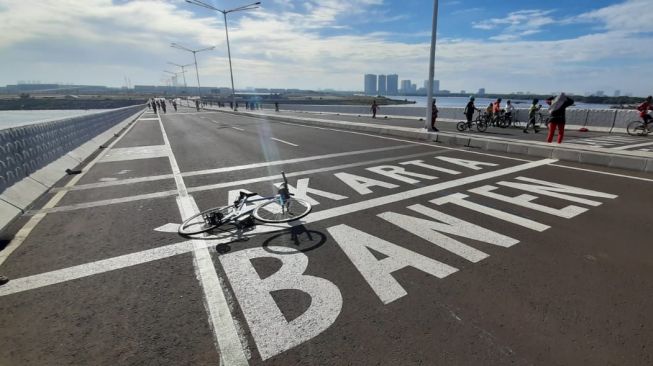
[148,98,179,113]
[462,94,575,143]
[372,93,579,144]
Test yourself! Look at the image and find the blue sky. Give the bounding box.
[0,0,651,96]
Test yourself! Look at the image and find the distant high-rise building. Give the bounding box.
[400,80,412,94]
[423,80,440,93]
[386,74,399,95]
[478,88,486,96]
[364,74,377,95]
[378,75,387,95]
[596,90,605,97]
[614,90,621,97]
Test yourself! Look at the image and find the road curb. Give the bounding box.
[215,109,653,174]
[0,109,146,233]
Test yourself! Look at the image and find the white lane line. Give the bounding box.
[28,150,449,215]
[270,137,299,147]
[0,241,194,296]
[1,158,556,299]
[611,141,653,151]
[52,174,176,192]
[551,164,653,182]
[30,190,179,215]
[181,145,414,177]
[56,145,414,192]
[0,111,144,266]
[232,127,245,131]
[158,116,249,365]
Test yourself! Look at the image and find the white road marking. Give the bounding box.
[158,117,249,365]
[270,137,299,147]
[101,145,169,162]
[232,127,245,131]
[186,151,445,194]
[4,158,557,298]
[0,111,144,266]
[612,141,653,151]
[0,240,194,296]
[31,150,447,215]
[53,174,176,192]
[181,145,415,178]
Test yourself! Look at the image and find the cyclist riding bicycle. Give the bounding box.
[637,96,653,127]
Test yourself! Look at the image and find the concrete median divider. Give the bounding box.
[0,105,146,232]
[216,108,653,175]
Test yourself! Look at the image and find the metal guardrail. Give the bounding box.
[0,105,144,194]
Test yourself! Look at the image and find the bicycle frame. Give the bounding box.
[218,172,293,224]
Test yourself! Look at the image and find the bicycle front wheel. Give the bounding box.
[253,197,312,223]
[178,205,235,236]
[456,122,467,132]
[627,121,647,136]
[476,121,488,132]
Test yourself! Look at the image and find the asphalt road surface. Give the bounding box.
[1,106,652,366]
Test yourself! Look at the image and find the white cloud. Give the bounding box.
[472,9,556,40]
[0,0,651,96]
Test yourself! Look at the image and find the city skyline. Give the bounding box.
[1,1,650,96]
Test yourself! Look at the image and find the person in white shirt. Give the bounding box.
[505,100,515,122]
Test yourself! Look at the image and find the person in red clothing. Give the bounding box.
[492,98,502,115]
[545,93,574,144]
[637,96,653,125]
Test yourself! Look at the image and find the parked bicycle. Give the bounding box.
[178,172,312,236]
[457,110,488,132]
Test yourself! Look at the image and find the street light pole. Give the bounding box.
[168,62,193,89]
[170,43,215,104]
[186,0,261,111]
[425,0,439,132]
[223,11,238,111]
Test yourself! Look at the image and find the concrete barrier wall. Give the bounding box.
[261,104,641,131]
[0,105,144,194]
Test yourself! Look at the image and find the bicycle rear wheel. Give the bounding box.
[253,197,312,223]
[476,121,488,132]
[178,205,235,236]
[627,121,648,136]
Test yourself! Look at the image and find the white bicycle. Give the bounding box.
[178,172,312,236]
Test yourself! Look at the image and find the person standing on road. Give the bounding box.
[637,96,653,128]
[371,100,379,118]
[151,98,158,114]
[275,102,280,112]
[524,99,541,133]
[160,99,167,114]
[195,99,200,112]
[172,99,178,112]
[545,93,574,144]
[505,100,514,123]
[464,96,477,128]
[431,99,439,132]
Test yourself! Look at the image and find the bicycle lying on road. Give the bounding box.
[626,120,651,136]
[456,110,488,132]
[178,172,312,236]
